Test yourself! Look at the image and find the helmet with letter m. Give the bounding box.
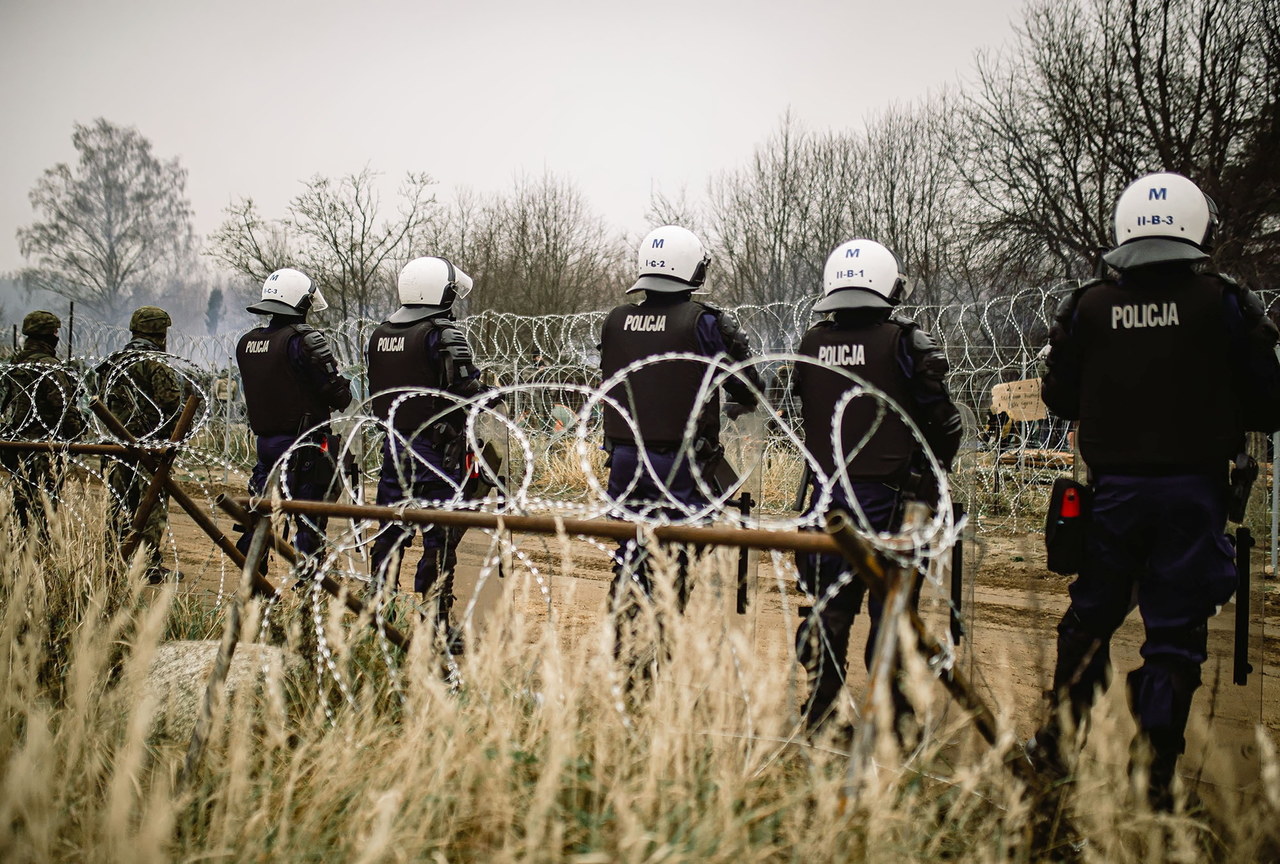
[814,239,911,312]
[247,268,329,316]
[1103,172,1217,270]
[627,225,711,294]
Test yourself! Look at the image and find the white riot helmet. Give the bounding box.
[1103,172,1217,270]
[389,256,473,324]
[627,225,711,294]
[247,268,329,316]
[814,239,910,313]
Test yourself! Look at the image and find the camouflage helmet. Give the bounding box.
[129,305,172,335]
[21,310,61,337]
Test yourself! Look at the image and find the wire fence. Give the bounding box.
[17,282,1280,529]
[2,282,1270,731]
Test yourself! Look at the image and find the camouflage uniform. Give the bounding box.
[0,311,85,530]
[100,307,187,580]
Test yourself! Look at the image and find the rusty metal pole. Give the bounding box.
[120,395,201,563]
[215,495,411,653]
[231,496,846,557]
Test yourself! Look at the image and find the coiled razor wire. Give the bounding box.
[3,284,1274,726]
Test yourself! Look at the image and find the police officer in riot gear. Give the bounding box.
[598,225,763,639]
[1030,173,1280,809]
[0,310,85,531]
[366,256,486,649]
[236,268,352,565]
[792,239,962,736]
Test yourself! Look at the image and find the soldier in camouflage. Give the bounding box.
[99,306,189,584]
[0,310,86,531]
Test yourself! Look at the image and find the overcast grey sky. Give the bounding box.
[0,0,1026,276]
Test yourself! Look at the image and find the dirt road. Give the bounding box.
[161,493,1277,798]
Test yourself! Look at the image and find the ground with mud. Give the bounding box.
[157,485,1279,800]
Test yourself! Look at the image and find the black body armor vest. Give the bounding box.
[367,318,445,434]
[796,319,917,481]
[1073,273,1237,472]
[599,299,719,447]
[236,324,331,436]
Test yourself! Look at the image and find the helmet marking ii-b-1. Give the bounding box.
[627,225,711,294]
[814,239,910,313]
[1103,172,1217,271]
[247,268,329,316]
[390,257,474,324]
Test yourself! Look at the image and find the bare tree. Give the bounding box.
[209,168,437,320]
[705,113,837,310]
[432,172,626,317]
[17,119,196,323]
[958,0,1279,287]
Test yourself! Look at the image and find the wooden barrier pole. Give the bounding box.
[89,399,276,598]
[180,516,271,788]
[120,395,202,562]
[824,509,1037,786]
[0,440,163,457]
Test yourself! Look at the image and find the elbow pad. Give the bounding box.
[715,310,755,363]
[714,309,763,405]
[1239,285,1279,351]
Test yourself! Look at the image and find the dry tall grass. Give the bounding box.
[1,495,1277,863]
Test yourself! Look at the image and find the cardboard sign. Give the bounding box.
[990,378,1048,422]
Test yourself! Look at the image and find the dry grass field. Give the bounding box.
[2,477,1279,863]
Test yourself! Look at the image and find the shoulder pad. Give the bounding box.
[888,312,918,329]
[291,322,315,334]
[1207,272,1268,316]
[298,328,327,350]
[1051,278,1106,321]
[1208,271,1241,290]
[437,323,475,358]
[695,300,723,313]
[907,326,940,354]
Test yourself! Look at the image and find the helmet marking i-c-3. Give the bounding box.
[389,256,474,324]
[1103,172,1217,271]
[627,225,711,294]
[247,268,329,316]
[814,239,910,313]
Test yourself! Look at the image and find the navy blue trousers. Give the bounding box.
[795,481,903,729]
[369,437,461,594]
[605,443,709,609]
[1051,472,1235,758]
[237,433,332,561]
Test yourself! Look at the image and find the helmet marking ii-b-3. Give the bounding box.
[1103,172,1217,271]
